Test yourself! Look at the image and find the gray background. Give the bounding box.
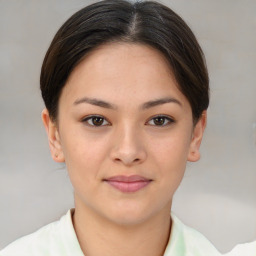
[0,0,255,253]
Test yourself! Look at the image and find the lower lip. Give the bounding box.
[105,180,151,193]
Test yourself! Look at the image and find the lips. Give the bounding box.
[103,175,152,193]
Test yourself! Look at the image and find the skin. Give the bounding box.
[42,42,206,256]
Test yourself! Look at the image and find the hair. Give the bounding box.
[40,0,209,124]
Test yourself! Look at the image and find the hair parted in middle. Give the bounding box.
[40,0,209,124]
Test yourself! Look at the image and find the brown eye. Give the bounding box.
[83,115,109,127]
[153,117,165,125]
[147,115,174,126]
[92,116,104,126]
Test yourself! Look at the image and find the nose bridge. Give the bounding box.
[119,123,140,150]
[110,121,146,165]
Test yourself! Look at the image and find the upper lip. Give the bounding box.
[104,175,152,183]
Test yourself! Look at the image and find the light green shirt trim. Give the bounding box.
[1,209,244,256]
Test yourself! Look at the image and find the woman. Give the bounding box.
[0,0,223,255]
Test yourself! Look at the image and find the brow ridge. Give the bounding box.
[73,97,117,109]
[141,97,182,109]
[73,97,182,110]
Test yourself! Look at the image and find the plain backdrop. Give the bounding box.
[0,0,255,253]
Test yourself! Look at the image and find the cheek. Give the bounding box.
[148,128,192,192]
[60,128,110,178]
[150,130,192,166]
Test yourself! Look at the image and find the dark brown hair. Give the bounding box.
[40,0,209,123]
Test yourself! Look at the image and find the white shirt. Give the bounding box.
[223,242,256,256]
[0,209,224,256]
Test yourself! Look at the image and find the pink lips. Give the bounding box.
[104,175,152,193]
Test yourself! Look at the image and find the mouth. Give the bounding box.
[103,175,152,193]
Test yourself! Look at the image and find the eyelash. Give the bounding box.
[82,115,110,127]
[81,115,175,127]
[146,115,175,127]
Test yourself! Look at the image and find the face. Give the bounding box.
[42,43,206,226]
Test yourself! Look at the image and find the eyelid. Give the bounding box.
[146,114,175,126]
[81,115,111,127]
[81,114,175,127]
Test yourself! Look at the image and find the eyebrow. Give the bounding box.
[73,97,117,109]
[141,97,182,109]
[73,97,182,109]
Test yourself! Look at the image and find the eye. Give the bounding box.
[82,115,110,127]
[147,115,174,126]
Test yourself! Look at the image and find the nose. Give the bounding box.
[110,125,147,166]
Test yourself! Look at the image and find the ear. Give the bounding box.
[187,111,207,162]
[41,108,65,163]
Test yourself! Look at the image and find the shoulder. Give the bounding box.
[223,241,256,256]
[0,209,82,256]
[164,213,221,256]
[0,221,59,256]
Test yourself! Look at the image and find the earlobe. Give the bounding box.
[41,109,65,163]
[187,111,207,162]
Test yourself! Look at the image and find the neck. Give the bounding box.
[72,199,172,256]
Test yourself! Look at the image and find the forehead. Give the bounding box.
[60,42,189,109]
[69,42,173,82]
